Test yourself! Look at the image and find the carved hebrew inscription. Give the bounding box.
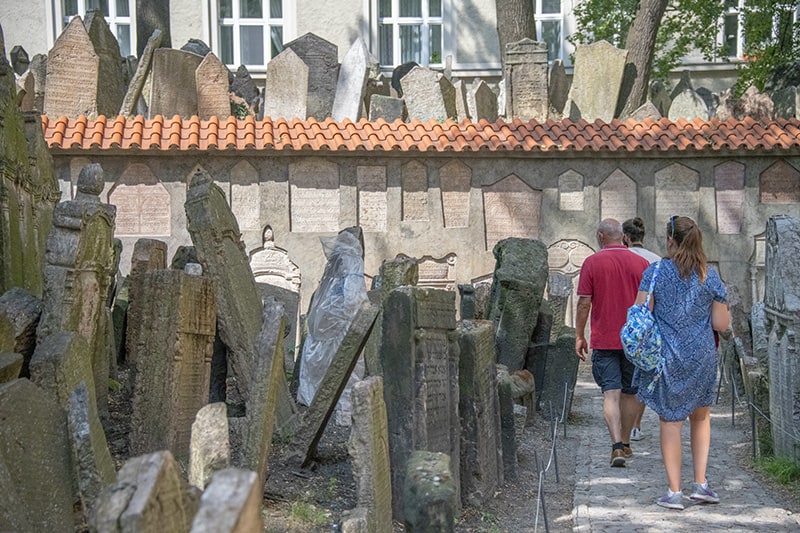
[290,160,340,232]
[482,174,541,251]
[714,161,745,234]
[357,166,387,232]
[439,161,471,228]
[599,169,636,222]
[760,160,800,204]
[231,161,260,231]
[110,165,171,236]
[654,163,699,236]
[559,169,584,211]
[402,161,429,221]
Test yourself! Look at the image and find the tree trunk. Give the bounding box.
[495,0,536,71]
[136,0,172,57]
[617,0,668,119]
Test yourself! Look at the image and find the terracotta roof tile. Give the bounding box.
[40,115,800,154]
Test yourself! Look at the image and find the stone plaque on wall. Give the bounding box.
[290,160,340,232]
[715,161,745,234]
[439,161,471,228]
[655,163,700,236]
[483,175,541,251]
[402,161,429,222]
[397,253,457,291]
[357,166,387,232]
[760,160,800,204]
[558,169,584,211]
[110,183,171,236]
[599,169,636,223]
[231,161,260,231]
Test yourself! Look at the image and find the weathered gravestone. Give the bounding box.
[332,38,370,122]
[264,47,309,120]
[547,271,573,342]
[539,328,579,421]
[401,66,456,122]
[380,286,460,521]
[44,16,100,118]
[668,89,710,121]
[85,10,126,118]
[29,54,47,113]
[0,379,75,531]
[124,238,167,367]
[0,287,41,377]
[129,268,216,465]
[526,299,553,412]
[566,41,628,122]
[149,48,204,118]
[196,52,231,120]
[16,71,35,111]
[368,94,405,122]
[347,375,393,533]
[230,65,261,117]
[136,0,172,57]
[0,353,22,382]
[284,33,339,120]
[189,468,263,533]
[453,79,470,121]
[773,86,799,119]
[504,38,549,121]
[189,402,230,490]
[764,215,800,460]
[487,238,549,372]
[36,163,116,418]
[467,80,499,122]
[495,364,517,479]
[403,451,457,533]
[548,59,569,116]
[628,101,662,121]
[120,29,163,117]
[457,320,503,506]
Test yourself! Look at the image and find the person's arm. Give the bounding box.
[575,296,591,361]
[711,300,730,332]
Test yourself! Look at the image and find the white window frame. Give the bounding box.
[370,0,445,68]
[52,0,136,57]
[721,0,744,59]
[534,0,565,63]
[210,0,294,73]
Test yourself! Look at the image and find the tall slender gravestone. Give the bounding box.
[487,238,548,372]
[332,38,370,122]
[566,40,628,122]
[380,286,460,521]
[36,163,116,417]
[44,16,100,118]
[85,10,126,118]
[283,33,339,120]
[196,52,231,120]
[125,238,167,367]
[504,38,549,121]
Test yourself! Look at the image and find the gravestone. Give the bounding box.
[348,376,393,533]
[368,94,405,122]
[0,287,41,377]
[380,286,460,521]
[482,175,541,251]
[403,451,457,533]
[567,41,628,122]
[283,33,339,120]
[453,79,470,121]
[457,320,503,506]
[600,169,637,223]
[440,160,471,228]
[715,161,745,234]
[649,79,671,117]
[526,300,553,411]
[773,86,798,119]
[558,169,584,211]
[0,379,74,531]
[189,402,230,490]
[628,101,662,121]
[85,10,126,118]
[548,59,569,116]
[29,54,47,113]
[10,45,29,76]
[120,29,163,117]
[149,48,203,118]
[467,80,498,122]
[654,164,700,236]
[189,468,263,533]
[356,166,388,232]
[547,272,573,341]
[504,38,549,121]
[124,238,167,367]
[36,163,116,418]
[496,365,517,478]
[760,160,800,204]
[487,238,548,371]
[539,329,579,420]
[182,39,212,58]
[129,268,216,464]
[332,38,370,122]
[196,52,231,120]
[44,16,99,118]
[739,85,774,120]
[264,47,309,120]
[91,450,199,532]
[668,89,710,121]
[401,66,456,122]
[230,65,261,113]
[17,71,35,111]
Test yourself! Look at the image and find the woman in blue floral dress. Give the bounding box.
[634,216,730,511]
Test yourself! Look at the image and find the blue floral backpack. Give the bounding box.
[620,261,664,392]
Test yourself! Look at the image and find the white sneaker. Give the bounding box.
[630,427,643,441]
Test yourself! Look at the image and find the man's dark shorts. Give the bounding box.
[591,349,637,394]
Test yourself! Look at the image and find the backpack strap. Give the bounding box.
[644,261,661,308]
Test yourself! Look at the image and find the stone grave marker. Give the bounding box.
[496,364,517,478]
[284,33,339,119]
[149,48,204,118]
[439,160,471,228]
[17,71,35,111]
[760,160,800,204]
[649,79,671,116]
[482,174,541,251]
[189,468,263,533]
[44,16,99,118]
[0,287,41,377]
[357,165,388,232]
[628,101,662,121]
[124,238,167,367]
[600,169,637,223]
[547,272,573,341]
[558,169,584,211]
[196,52,231,120]
[29,53,47,113]
[136,0,173,56]
[668,88,710,121]
[654,164,700,237]
[773,86,798,119]
[231,65,261,114]
[0,353,22,382]
[332,38,370,122]
[401,66,456,122]
[120,29,163,117]
[264,47,309,119]
[567,41,628,122]
[715,161,745,234]
[391,61,418,96]
[453,79,469,121]
[539,329,579,420]
[85,10,126,118]
[368,94,405,122]
[467,80,498,122]
[189,402,230,490]
[504,38,549,121]
[526,300,553,412]
[289,158,341,231]
[549,59,569,116]
[403,451,457,532]
[739,85,774,121]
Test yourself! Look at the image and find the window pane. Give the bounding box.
[379,24,393,65]
[270,26,283,58]
[116,0,129,16]
[724,13,738,56]
[220,25,234,64]
[220,0,233,18]
[64,0,78,16]
[542,0,560,14]
[116,23,130,56]
[86,0,109,16]
[241,25,264,65]
[400,24,421,63]
[270,0,282,18]
[379,0,391,18]
[400,0,421,17]
[429,0,441,17]
[429,24,441,63]
[542,20,560,60]
[241,0,263,18]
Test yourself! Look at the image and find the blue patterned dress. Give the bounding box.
[635,259,727,422]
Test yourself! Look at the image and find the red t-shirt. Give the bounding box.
[577,245,650,350]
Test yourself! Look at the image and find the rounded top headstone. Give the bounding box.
[77,163,104,196]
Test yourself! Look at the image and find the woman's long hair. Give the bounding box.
[667,216,707,282]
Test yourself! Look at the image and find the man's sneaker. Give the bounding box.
[623,445,633,458]
[689,483,720,503]
[610,448,626,467]
[656,492,685,510]
[631,427,644,441]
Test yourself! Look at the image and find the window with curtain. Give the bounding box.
[62,0,134,56]
[217,0,285,68]
[377,0,443,67]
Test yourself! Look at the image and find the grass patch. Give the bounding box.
[754,456,800,485]
[289,501,329,527]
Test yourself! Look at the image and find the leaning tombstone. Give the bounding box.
[44,16,100,118]
[189,468,263,533]
[119,29,163,117]
[503,38,549,121]
[332,38,370,122]
[401,66,456,122]
[124,238,167,367]
[566,40,628,122]
[539,328,580,421]
[189,402,230,490]
[283,33,339,119]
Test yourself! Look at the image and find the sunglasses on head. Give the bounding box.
[670,215,678,238]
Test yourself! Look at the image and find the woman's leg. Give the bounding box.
[689,406,712,483]
[660,418,683,492]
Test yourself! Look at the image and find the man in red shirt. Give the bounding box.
[575,218,650,467]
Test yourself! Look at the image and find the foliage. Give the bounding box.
[754,456,800,485]
[289,501,330,526]
[736,0,800,92]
